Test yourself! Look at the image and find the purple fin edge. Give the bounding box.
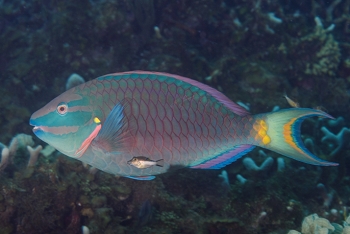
[107,71,250,116]
[191,144,255,169]
[125,175,155,180]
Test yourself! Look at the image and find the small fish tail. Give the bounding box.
[156,159,164,167]
[252,108,338,166]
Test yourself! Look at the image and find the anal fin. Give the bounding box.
[125,175,156,180]
[191,144,255,169]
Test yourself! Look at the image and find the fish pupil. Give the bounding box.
[57,103,68,115]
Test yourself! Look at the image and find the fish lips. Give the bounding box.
[29,118,44,136]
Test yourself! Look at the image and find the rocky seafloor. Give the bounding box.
[1,0,350,233]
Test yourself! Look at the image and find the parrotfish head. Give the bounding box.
[29,88,98,158]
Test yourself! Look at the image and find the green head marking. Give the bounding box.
[29,88,99,158]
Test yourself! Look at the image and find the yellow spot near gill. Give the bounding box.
[253,120,270,145]
[94,117,101,124]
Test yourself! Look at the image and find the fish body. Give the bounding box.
[30,71,337,180]
[128,156,164,169]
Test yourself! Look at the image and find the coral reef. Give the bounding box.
[288,213,350,234]
[0,0,350,233]
[65,73,86,90]
[242,156,274,172]
[321,126,350,157]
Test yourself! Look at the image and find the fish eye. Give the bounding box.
[57,102,68,115]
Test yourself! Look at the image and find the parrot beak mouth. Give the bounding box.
[32,126,40,131]
[30,118,44,135]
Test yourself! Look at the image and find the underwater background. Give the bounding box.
[0,0,350,233]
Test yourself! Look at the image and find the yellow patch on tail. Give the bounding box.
[252,119,271,145]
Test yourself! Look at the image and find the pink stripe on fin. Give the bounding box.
[191,144,255,169]
[108,71,250,116]
[75,124,101,158]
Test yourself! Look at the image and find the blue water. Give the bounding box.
[0,1,349,233]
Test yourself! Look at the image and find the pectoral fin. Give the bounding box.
[92,103,127,153]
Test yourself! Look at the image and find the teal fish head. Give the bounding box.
[29,88,98,158]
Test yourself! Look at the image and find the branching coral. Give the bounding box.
[304,24,341,77]
[321,126,350,157]
[1,1,350,233]
[0,134,42,173]
[288,17,341,77]
[288,213,350,234]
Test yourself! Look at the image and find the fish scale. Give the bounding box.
[30,71,337,180]
[75,73,246,175]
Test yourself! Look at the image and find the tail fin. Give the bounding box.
[255,108,337,166]
[156,159,164,167]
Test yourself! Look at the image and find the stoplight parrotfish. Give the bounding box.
[29,71,338,180]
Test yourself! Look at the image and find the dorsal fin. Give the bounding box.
[107,71,250,116]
